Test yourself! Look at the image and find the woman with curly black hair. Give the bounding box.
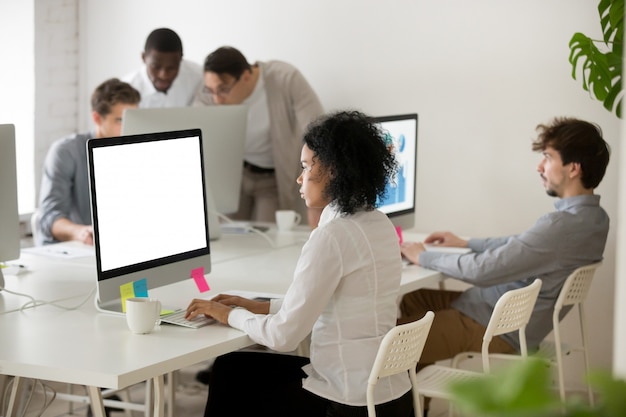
[186,110,412,417]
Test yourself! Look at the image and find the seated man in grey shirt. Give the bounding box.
[399,117,610,377]
[36,78,140,245]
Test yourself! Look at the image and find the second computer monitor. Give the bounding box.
[372,113,418,231]
[0,124,20,290]
[122,105,248,215]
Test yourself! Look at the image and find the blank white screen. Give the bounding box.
[91,136,207,272]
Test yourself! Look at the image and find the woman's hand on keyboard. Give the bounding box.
[185,299,232,325]
[212,294,270,314]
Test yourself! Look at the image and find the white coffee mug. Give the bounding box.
[275,210,302,231]
[125,297,161,334]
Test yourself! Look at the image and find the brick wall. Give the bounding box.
[33,0,80,205]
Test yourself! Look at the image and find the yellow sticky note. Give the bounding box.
[120,281,135,313]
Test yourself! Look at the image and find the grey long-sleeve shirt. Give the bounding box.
[419,195,609,351]
[37,132,93,245]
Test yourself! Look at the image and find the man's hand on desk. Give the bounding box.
[400,242,426,265]
[185,295,270,325]
[423,231,468,248]
[76,225,94,245]
[400,232,470,265]
[51,218,94,245]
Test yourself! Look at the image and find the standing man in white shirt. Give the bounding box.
[123,28,202,108]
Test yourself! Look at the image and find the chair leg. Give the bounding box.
[578,305,594,406]
[409,369,422,417]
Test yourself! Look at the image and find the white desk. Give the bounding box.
[0,228,440,417]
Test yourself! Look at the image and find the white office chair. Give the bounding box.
[367,311,435,417]
[415,279,542,416]
[537,262,601,405]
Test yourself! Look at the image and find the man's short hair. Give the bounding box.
[532,117,611,189]
[91,78,141,116]
[203,46,252,79]
[144,28,183,54]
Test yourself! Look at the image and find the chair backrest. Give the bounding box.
[550,262,601,405]
[482,279,542,372]
[554,262,601,314]
[367,311,435,417]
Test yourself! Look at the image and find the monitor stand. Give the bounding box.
[95,294,124,314]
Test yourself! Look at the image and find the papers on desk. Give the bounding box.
[220,221,253,234]
[0,263,27,276]
[220,222,271,234]
[22,244,95,259]
[424,244,471,254]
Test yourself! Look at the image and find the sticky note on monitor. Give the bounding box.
[191,266,210,293]
[120,278,149,312]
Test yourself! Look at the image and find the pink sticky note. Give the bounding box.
[395,226,403,245]
[191,266,210,293]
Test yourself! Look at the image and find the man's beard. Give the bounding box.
[545,188,558,197]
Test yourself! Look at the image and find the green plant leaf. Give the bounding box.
[599,0,624,45]
[587,371,626,417]
[447,358,626,417]
[569,0,623,118]
[448,358,561,417]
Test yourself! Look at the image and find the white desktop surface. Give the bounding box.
[0,227,441,416]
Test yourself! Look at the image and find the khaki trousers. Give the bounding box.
[398,288,516,367]
[228,167,279,223]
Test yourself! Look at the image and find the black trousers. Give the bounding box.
[204,351,413,417]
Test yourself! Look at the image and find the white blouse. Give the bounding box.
[228,204,410,406]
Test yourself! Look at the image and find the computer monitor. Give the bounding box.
[121,106,248,240]
[87,129,211,313]
[0,124,20,291]
[372,114,418,230]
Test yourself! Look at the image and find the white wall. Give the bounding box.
[0,0,34,213]
[615,97,626,376]
[75,0,622,385]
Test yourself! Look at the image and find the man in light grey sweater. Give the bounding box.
[194,46,324,228]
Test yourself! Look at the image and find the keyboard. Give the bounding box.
[160,309,216,329]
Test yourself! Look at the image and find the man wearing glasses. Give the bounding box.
[124,28,203,108]
[194,46,324,229]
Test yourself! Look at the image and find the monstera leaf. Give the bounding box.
[569,0,623,118]
[448,358,626,417]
